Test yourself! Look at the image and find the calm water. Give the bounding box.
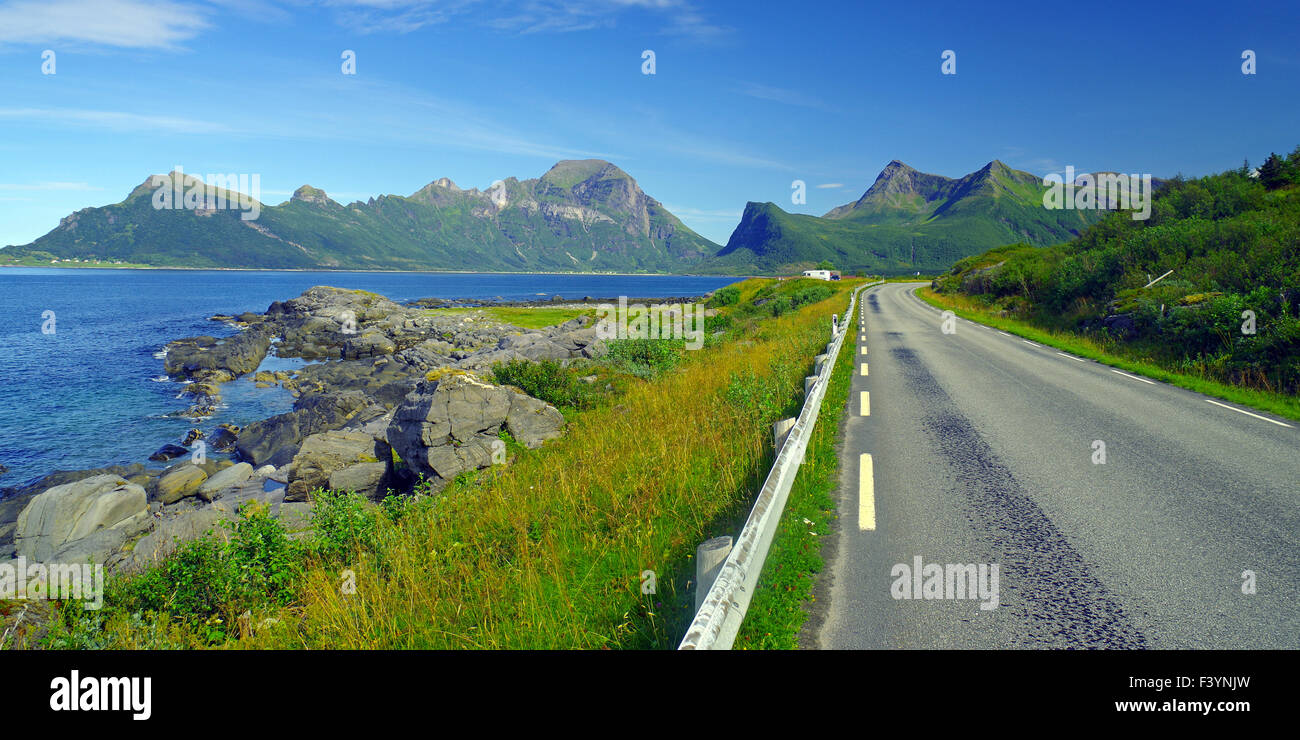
[0,268,736,488]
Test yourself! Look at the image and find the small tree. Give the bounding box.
[1258,153,1290,190]
[816,260,834,271]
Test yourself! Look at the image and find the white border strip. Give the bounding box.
[1205,399,1295,428]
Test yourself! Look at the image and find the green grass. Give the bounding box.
[426,306,595,329]
[917,286,1300,422]
[734,292,856,649]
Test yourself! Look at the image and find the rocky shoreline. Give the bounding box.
[0,285,707,575]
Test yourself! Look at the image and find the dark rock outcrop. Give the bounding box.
[164,328,272,379]
[149,443,191,462]
[235,391,371,467]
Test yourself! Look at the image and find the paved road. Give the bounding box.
[814,282,1299,649]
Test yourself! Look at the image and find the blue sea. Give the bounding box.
[0,268,736,489]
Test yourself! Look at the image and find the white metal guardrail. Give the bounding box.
[679,280,881,650]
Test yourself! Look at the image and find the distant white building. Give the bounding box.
[802,269,833,281]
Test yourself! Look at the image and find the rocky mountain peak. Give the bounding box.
[292,185,333,205]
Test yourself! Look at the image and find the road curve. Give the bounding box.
[813,282,1299,649]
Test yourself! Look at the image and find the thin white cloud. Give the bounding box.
[657,3,730,39]
[815,182,843,189]
[663,142,791,171]
[660,204,742,221]
[1001,146,1063,176]
[0,0,210,49]
[320,0,728,37]
[0,107,234,134]
[737,81,831,110]
[325,0,477,34]
[296,76,621,161]
[0,181,102,191]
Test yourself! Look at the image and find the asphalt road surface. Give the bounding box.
[813,282,1299,649]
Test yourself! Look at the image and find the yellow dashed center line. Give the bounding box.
[859,453,875,531]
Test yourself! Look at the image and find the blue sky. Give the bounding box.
[1,0,1298,247]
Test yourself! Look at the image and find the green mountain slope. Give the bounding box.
[2,160,721,273]
[934,150,1300,394]
[715,160,1108,275]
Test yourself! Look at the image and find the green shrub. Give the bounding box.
[110,505,302,638]
[309,489,380,561]
[604,338,685,378]
[707,285,740,307]
[492,359,585,409]
[490,358,612,410]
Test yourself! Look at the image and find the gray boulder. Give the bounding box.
[198,462,254,501]
[14,475,150,562]
[156,464,208,505]
[328,462,393,499]
[286,430,391,501]
[506,392,566,449]
[235,390,371,467]
[343,330,397,359]
[496,332,571,362]
[387,373,563,487]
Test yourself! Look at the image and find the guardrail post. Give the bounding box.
[695,536,734,612]
[804,376,817,395]
[773,417,796,450]
[814,354,828,374]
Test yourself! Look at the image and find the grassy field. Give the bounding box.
[917,285,1300,422]
[19,277,864,650]
[423,305,597,329]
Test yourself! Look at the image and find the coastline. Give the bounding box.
[0,283,719,496]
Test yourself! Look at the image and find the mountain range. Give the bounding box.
[2,158,1113,275]
[710,159,1109,274]
[2,160,717,273]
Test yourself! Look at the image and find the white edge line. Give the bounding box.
[1110,369,1156,385]
[1056,352,1086,362]
[1205,399,1295,428]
